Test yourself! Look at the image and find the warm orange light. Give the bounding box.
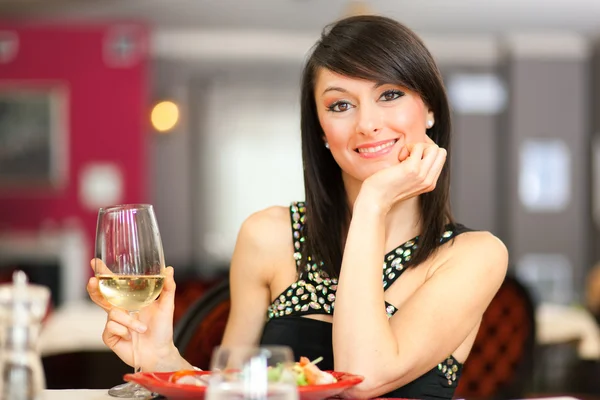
[151,100,179,132]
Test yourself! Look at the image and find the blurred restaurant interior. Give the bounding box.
[1,0,600,398]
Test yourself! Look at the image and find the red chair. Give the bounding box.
[173,279,230,370]
[172,274,537,398]
[455,274,536,399]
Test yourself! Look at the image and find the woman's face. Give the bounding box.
[314,68,434,183]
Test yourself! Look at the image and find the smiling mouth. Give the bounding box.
[355,139,398,154]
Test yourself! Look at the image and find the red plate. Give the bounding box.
[124,370,364,400]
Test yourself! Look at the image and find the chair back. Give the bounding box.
[173,279,231,370]
[455,274,536,399]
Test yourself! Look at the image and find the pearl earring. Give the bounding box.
[324,142,330,149]
[427,120,434,128]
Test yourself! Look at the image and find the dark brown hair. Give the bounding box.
[299,15,454,278]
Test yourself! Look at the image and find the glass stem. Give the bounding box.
[129,310,142,374]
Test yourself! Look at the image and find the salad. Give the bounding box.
[267,357,337,386]
[170,356,337,387]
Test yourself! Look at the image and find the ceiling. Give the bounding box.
[3,0,600,36]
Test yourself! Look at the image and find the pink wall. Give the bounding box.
[0,22,149,258]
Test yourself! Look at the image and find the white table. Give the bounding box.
[536,303,600,359]
[43,390,114,399]
[40,300,109,356]
[0,227,88,305]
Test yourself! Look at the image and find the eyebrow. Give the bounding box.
[321,82,388,96]
[321,86,347,95]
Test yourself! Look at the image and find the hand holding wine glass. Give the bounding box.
[93,204,171,398]
[87,262,179,370]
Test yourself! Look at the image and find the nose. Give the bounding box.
[355,103,382,136]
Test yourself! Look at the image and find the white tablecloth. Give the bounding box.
[43,389,113,399]
[40,301,108,356]
[536,303,600,359]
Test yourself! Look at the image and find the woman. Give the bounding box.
[87,15,507,399]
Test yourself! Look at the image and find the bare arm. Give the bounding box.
[333,197,507,398]
[221,206,292,347]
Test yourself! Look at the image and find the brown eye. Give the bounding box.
[380,90,404,101]
[328,101,353,112]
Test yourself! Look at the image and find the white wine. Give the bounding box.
[98,275,164,311]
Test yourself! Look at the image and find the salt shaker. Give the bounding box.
[0,271,50,400]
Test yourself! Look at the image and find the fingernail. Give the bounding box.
[136,323,147,333]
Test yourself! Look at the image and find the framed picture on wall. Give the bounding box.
[0,85,68,189]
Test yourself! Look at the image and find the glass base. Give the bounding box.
[108,382,153,399]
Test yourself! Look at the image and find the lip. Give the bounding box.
[355,139,399,159]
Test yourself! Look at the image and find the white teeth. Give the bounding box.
[357,141,396,153]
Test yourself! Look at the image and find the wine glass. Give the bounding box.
[94,204,166,398]
[206,345,298,400]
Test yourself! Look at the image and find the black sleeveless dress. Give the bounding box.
[259,202,471,399]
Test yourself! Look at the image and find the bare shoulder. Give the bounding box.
[234,205,294,272]
[432,230,508,286]
[450,230,508,261]
[239,205,292,250]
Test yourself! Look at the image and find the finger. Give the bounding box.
[422,149,447,192]
[405,142,426,160]
[104,320,132,342]
[157,266,176,312]
[431,148,447,176]
[102,326,129,351]
[397,145,410,162]
[87,277,113,312]
[399,143,426,176]
[91,258,112,275]
[406,138,437,155]
[421,142,440,160]
[419,146,442,175]
[108,307,147,333]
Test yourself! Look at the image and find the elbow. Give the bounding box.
[333,347,411,398]
[341,384,381,399]
[341,387,374,399]
[339,367,409,399]
[340,379,394,399]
